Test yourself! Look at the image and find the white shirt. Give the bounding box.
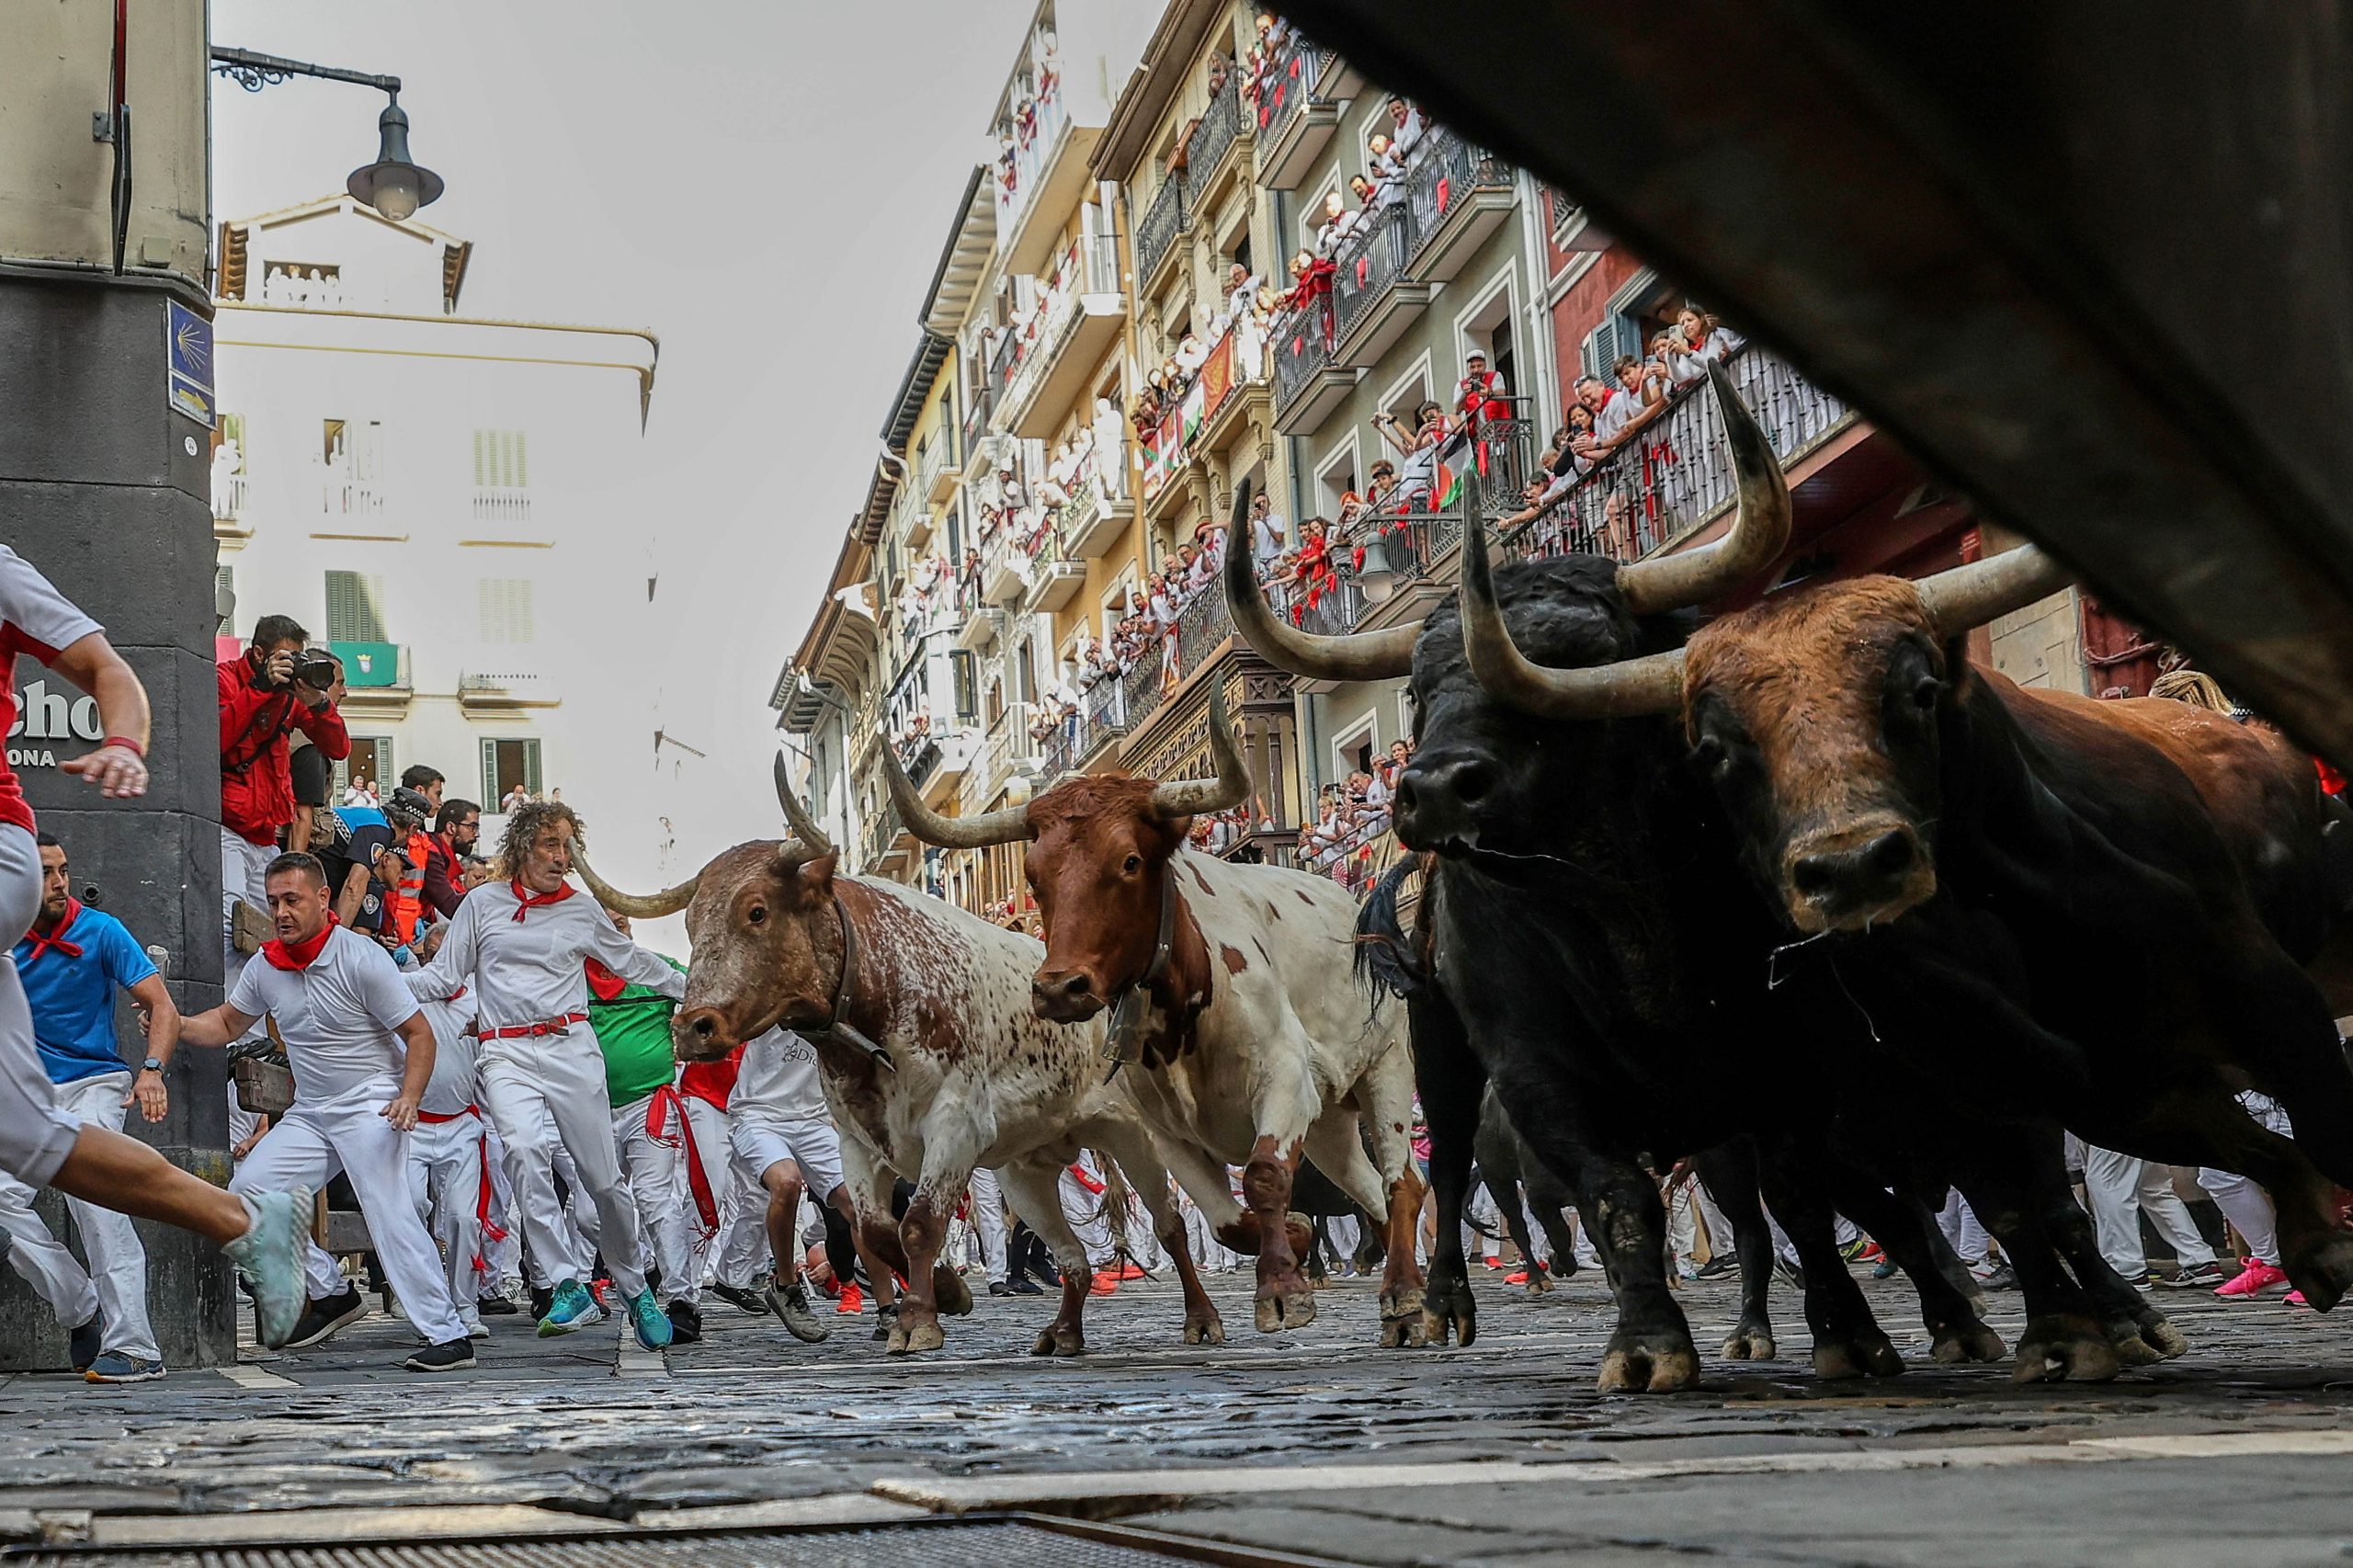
[1666,327,1747,386]
[406,881,684,1032]
[732,1026,825,1122]
[227,925,422,1106]
[0,547,101,832]
[1592,387,1642,445]
[1251,511,1287,562]
[415,989,481,1118]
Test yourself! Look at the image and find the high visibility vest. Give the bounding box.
[391,830,431,942]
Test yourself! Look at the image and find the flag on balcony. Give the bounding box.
[1435,461,1461,512]
[1199,334,1235,419]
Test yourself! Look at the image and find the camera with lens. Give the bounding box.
[291,652,340,690]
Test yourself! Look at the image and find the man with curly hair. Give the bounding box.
[404,801,684,1349]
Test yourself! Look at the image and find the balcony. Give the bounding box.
[1499,346,1856,568]
[997,236,1125,438]
[859,796,908,874]
[1134,175,1189,300]
[965,700,1037,811]
[1331,205,1433,366]
[1019,519,1088,614]
[1254,41,1344,190]
[1404,127,1515,283]
[979,528,1025,605]
[955,591,1003,652]
[1041,675,1131,780]
[459,671,558,710]
[918,430,959,504]
[1185,77,1249,205]
[1195,330,1272,457]
[1060,462,1133,561]
[472,487,530,525]
[1271,300,1352,434]
[996,88,1102,278]
[211,471,251,542]
[960,383,996,464]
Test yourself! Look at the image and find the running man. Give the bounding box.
[0,544,309,1348]
[405,801,682,1350]
[586,909,701,1343]
[176,853,475,1371]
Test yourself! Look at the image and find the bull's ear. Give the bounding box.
[795,849,840,892]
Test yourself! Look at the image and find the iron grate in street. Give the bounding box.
[5,1517,1343,1568]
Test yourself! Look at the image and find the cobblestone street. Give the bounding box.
[5,1265,2351,1564]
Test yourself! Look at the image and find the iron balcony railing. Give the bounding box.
[1135,175,1189,286]
[985,321,1022,406]
[1252,34,1327,142]
[961,381,995,453]
[859,796,905,869]
[1404,125,1509,258]
[1291,506,1464,638]
[1499,345,1853,567]
[1270,299,1336,417]
[1330,203,1417,346]
[916,428,955,496]
[1187,76,1244,185]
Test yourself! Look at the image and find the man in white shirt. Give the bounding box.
[729,1023,881,1343]
[176,852,474,1371]
[403,926,520,1338]
[404,801,684,1350]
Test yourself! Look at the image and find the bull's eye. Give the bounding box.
[748,906,767,925]
[1122,854,1142,874]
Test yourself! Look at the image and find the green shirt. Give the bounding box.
[590,954,687,1106]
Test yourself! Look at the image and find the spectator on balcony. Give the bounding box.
[1091,398,1128,500]
[1501,457,1578,535]
[1459,350,1509,432]
[1373,402,1453,511]
[1571,374,1643,462]
[1206,50,1231,97]
[1146,574,1183,691]
[1661,308,1746,386]
[1224,263,1259,329]
[1246,491,1288,577]
[1174,333,1209,379]
[1364,460,1400,517]
[1379,739,1413,793]
[1385,97,1427,160]
[1290,517,1338,624]
[1313,191,1359,258]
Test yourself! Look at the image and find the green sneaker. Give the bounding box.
[222,1188,311,1349]
[625,1288,673,1351]
[537,1278,597,1336]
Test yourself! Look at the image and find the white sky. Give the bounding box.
[210,0,1031,842]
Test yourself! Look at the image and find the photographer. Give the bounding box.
[218,618,349,1027]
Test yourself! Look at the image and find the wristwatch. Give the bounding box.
[142,1056,163,1073]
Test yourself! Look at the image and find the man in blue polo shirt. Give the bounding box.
[0,833,180,1382]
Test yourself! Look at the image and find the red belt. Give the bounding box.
[477,1012,586,1040]
[415,1105,479,1124]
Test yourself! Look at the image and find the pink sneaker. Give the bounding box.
[2286,1290,2311,1309]
[2214,1259,2289,1298]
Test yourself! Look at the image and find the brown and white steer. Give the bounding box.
[574,772,1227,1358]
[886,685,1427,1345]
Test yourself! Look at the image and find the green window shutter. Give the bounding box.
[473,429,486,487]
[523,740,542,794]
[480,738,499,804]
[325,570,358,642]
[512,432,527,490]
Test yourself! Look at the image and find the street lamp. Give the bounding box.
[210,48,444,222]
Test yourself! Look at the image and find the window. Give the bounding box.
[473,429,529,520]
[477,578,536,644]
[481,738,543,806]
[949,649,978,723]
[334,736,394,798]
[320,417,385,516]
[210,414,249,523]
[324,570,388,643]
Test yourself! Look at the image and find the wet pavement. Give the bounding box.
[3,1264,2351,1564]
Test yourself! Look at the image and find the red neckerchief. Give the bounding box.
[584,958,626,1002]
[21,900,85,964]
[508,879,574,923]
[263,913,339,971]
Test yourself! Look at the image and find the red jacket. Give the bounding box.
[217,653,350,846]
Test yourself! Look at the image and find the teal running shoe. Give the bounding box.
[537,1278,597,1336]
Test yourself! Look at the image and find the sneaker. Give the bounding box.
[529,1285,554,1322]
[1007,1277,1044,1296]
[404,1339,476,1372]
[1975,1263,2020,1292]
[222,1187,312,1350]
[1507,1269,1534,1285]
[836,1280,865,1316]
[1774,1256,1804,1290]
[463,1318,491,1341]
[989,1280,1017,1298]
[69,1313,103,1373]
[872,1301,899,1343]
[1118,1262,1148,1280]
[2286,1289,2312,1309]
[1840,1237,1882,1265]
[477,1294,520,1317]
[709,1281,768,1315]
[2158,1260,2231,1290]
[84,1351,165,1384]
[1695,1256,1736,1280]
[1871,1259,1898,1279]
[2120,1267,2159,1289]
[665,1298,703,1344]
[1090,1269,1120,1296]
[2215,1259,2290,1298]
[285,1285,368,1350]
[767,1278,831,1343]
[537,1279,599,1336]
[624,1288,673,1351]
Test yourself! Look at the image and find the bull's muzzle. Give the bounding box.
[1392,754,1495,853]
[1783,823,1936,933]
[671,1005,740,1062]
[1031,969,1107,1024]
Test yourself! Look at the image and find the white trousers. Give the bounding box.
[967,1165,1009,1280]
[0,1070,160,1360]
[612,1091,698,1304]
[1181,1188,1237,1271]
[1938,1188,1992,1268]
[218,829,275,1048]
[230,1078,468,1344]
[479,1028,648,1298]
[2199,1093,2292,1267]
[684,1095,767,1290]
[407,1110,508,1326]
[2082,1144,2217,1276]
[0,824,81,1187]
[1060,1157,1116,1268]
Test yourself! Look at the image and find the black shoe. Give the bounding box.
[710,1281,768,1314]
[873,1301,900,1342]
[285,1286,368,1350]
[2158,1259,2230,1290]
[1007,1277,1044,1296]
[476,1294,520,1316]
[1036,1265,1063,1288]
[404,1338,476,1373]
[1773,1256,1804,1290]
[989,1280,1017,1298]
[1977,1263,2020,1292]
[529,1285,553,1322]
[1696,1256,1736,1280]
[69,1312,104,1373]
[665,1298,703,1344]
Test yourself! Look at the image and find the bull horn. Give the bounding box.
[1916,543,2075,641]
[1458,507,1688,720]
[881,737,1030,849]
[1611,359,1793,615]
[773,751,831,852]
[1222,475,1417,682]
[1150,681,1253,822]
[571,850,700,920]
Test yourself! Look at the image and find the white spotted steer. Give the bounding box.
[886,685,1427,1345]
[574,771,1227,1358]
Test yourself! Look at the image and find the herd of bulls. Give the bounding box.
[585,364,2353,1390]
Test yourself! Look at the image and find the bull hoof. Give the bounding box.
[1525,1270,1553,1297]
[2285,1233,2353,1314]
[1598,1340,1702,1393]
[1813,1327,1904,1381]
[934,1268,973,1318]
[1030,1324,1085,1357]
[2142,1317,2190,1358]
[1419,1273,1477,1348]
[1184,1310,1227,1346]
[1930,1323,2007,1365]
[1721,1328,1778,1361]
[892,1315,944,1356]
[1254,1281,1317,1334]
[2013,1313,2120,1383]
[1379,1309,1427,1348]
[883,1320,911,1356]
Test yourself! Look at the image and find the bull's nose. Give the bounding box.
[672,1006,731,1056]
[1394,756,1493,849]
[1031,971,1102,1022]
[1790,828,1918,915]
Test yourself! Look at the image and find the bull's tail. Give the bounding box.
[1354,853,1430,999]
